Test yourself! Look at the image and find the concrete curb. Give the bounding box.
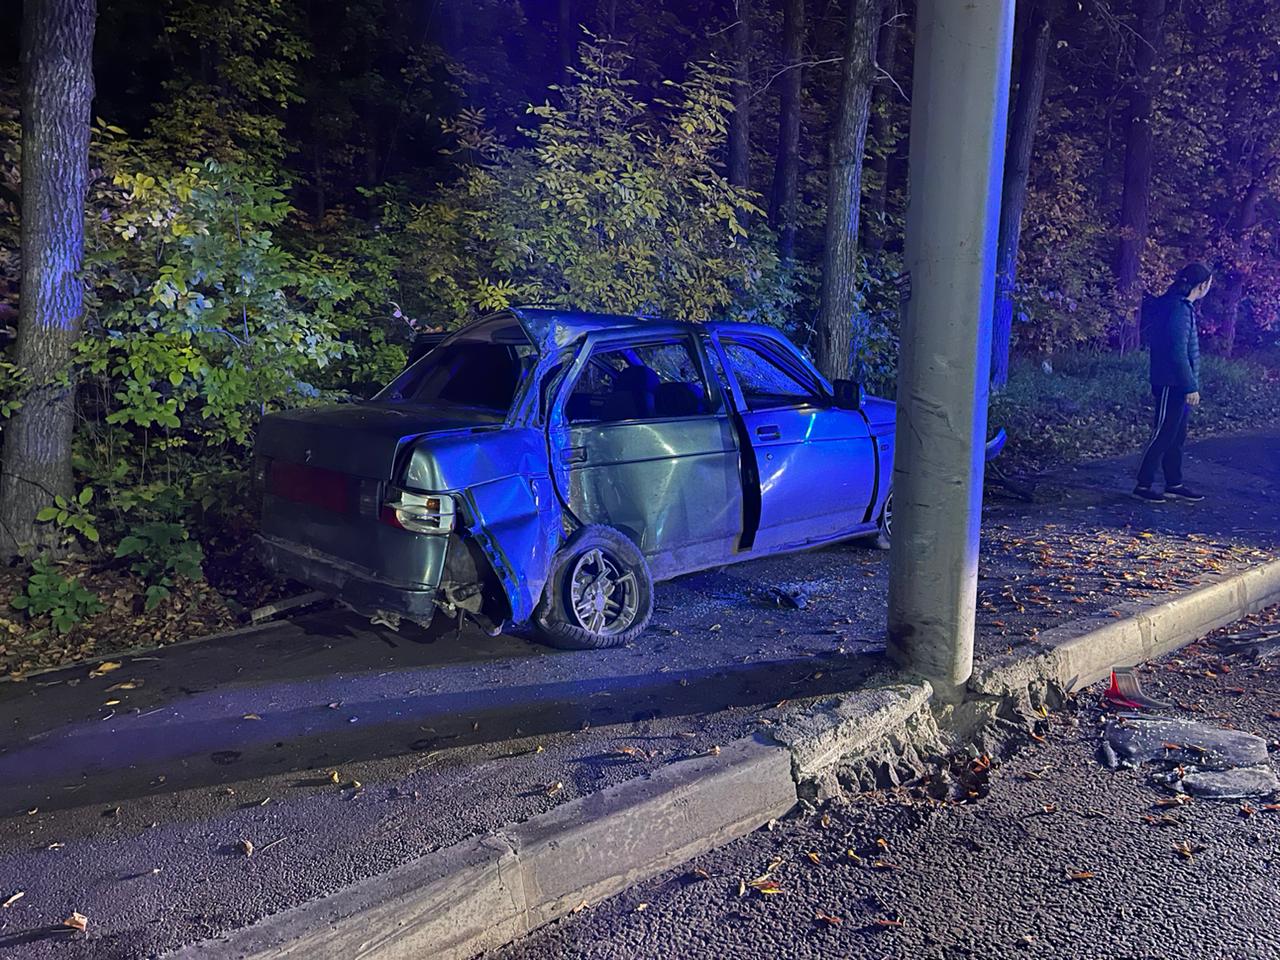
[167,736,796,960]
[0,619,282,684]
[165,557,1280,960]
[970,557,1280,699]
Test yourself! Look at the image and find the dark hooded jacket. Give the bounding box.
[1148,295,1200,393]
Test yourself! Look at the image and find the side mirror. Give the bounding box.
[832,378,862,410]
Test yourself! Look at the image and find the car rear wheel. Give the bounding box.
[875,489,893,550]
[534,525,654,649]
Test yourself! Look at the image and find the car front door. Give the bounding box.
[713,334,875,553]
[551,336,743,580]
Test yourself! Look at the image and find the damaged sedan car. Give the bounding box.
[254,309,896,648]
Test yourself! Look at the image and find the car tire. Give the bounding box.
[533,525,654,650]
[875,489,893,550]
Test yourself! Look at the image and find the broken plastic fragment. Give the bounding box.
[1160,764,1280,800]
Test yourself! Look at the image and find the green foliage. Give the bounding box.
[33,487,100,546]
[391,38,791,327]
[0,360,31,418]
[148,0,309,168]
[115,521,205,611]
[10,560,104,633]
[76,156,353,513]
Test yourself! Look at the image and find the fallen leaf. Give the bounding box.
[1066,870,1094,881]
[63,912,88,932]
[846,849,864,864]
[815,911,843,926]
[690,868,711,881]
[571,899,589,914]
[806,851,821,865]
[242,714,262,721]
[103,699,121,706]
[1240,803,1256,818]
[106,680,142,691]
[327,770,340,784]
[635,902,649,912]
[870,860,897,871]
[1173,841,1199,860]
[545,781,563,796]
[737,878,746,897]
[239,839,254,857]
[872,917,904,928]
[753,880,783,895]
[875,837,889,851]
[89,661,122,678]
[2,891,23,908]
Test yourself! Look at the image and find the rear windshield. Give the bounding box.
[373,320,537,414]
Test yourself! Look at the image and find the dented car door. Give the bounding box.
[549,335,744,581]
[713,333,876,552]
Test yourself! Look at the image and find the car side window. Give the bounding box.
[721,340,821,410]
[566,341,712,424]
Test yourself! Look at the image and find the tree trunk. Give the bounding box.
[601,0,618,36]
[1216,270,1245,358]
[559,0,575,79]
[1113,0,1166,353]
[863,0,899,254]
[990,0,1052,389]
[1214,179,1266,357]
[769,0,804,261]
[814,0,879,382]
[1,0,96,560]
[727,0,752,194]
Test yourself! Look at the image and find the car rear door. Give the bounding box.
[550,335,743,580]
[712,334,876,553]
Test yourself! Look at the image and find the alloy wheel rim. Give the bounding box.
[881,491,893,539]
[568,548,640,636]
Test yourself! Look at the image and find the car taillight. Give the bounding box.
[380,488,456,534]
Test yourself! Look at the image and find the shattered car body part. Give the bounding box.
[1103,667,1173,710]
[254,309,898,647]
[1158,764,1280,800]
[1103,717,1270,770]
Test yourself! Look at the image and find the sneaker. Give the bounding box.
[1164,484,1204,502]
[1131,485,1166,503]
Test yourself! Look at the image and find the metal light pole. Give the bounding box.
[887,0,1015,701]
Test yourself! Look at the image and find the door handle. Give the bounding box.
[755,424,781,441]
[561,445,588,465]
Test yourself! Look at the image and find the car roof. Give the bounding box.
[508,306,781,352]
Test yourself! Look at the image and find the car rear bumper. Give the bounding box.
[258,534,441,623]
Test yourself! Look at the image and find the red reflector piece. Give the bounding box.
[267,461,353,514]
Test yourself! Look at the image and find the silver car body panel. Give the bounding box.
[255,309,897,627]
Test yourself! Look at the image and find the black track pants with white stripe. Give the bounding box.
[1136,386,1190,488]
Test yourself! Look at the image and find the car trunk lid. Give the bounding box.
[256,403,505,480]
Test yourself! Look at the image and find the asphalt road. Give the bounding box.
[0,430,1274,958]
[495,603,1280,960]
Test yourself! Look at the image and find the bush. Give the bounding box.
[114,521,205,611]
[991,349,1280,471]
[10,560,104,634]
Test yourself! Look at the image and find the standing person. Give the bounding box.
[1133,262,1213,503]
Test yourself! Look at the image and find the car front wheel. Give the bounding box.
[533,525,654,649]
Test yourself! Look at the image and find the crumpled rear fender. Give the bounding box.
[402,427,562,624]
[457,474,561,623]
